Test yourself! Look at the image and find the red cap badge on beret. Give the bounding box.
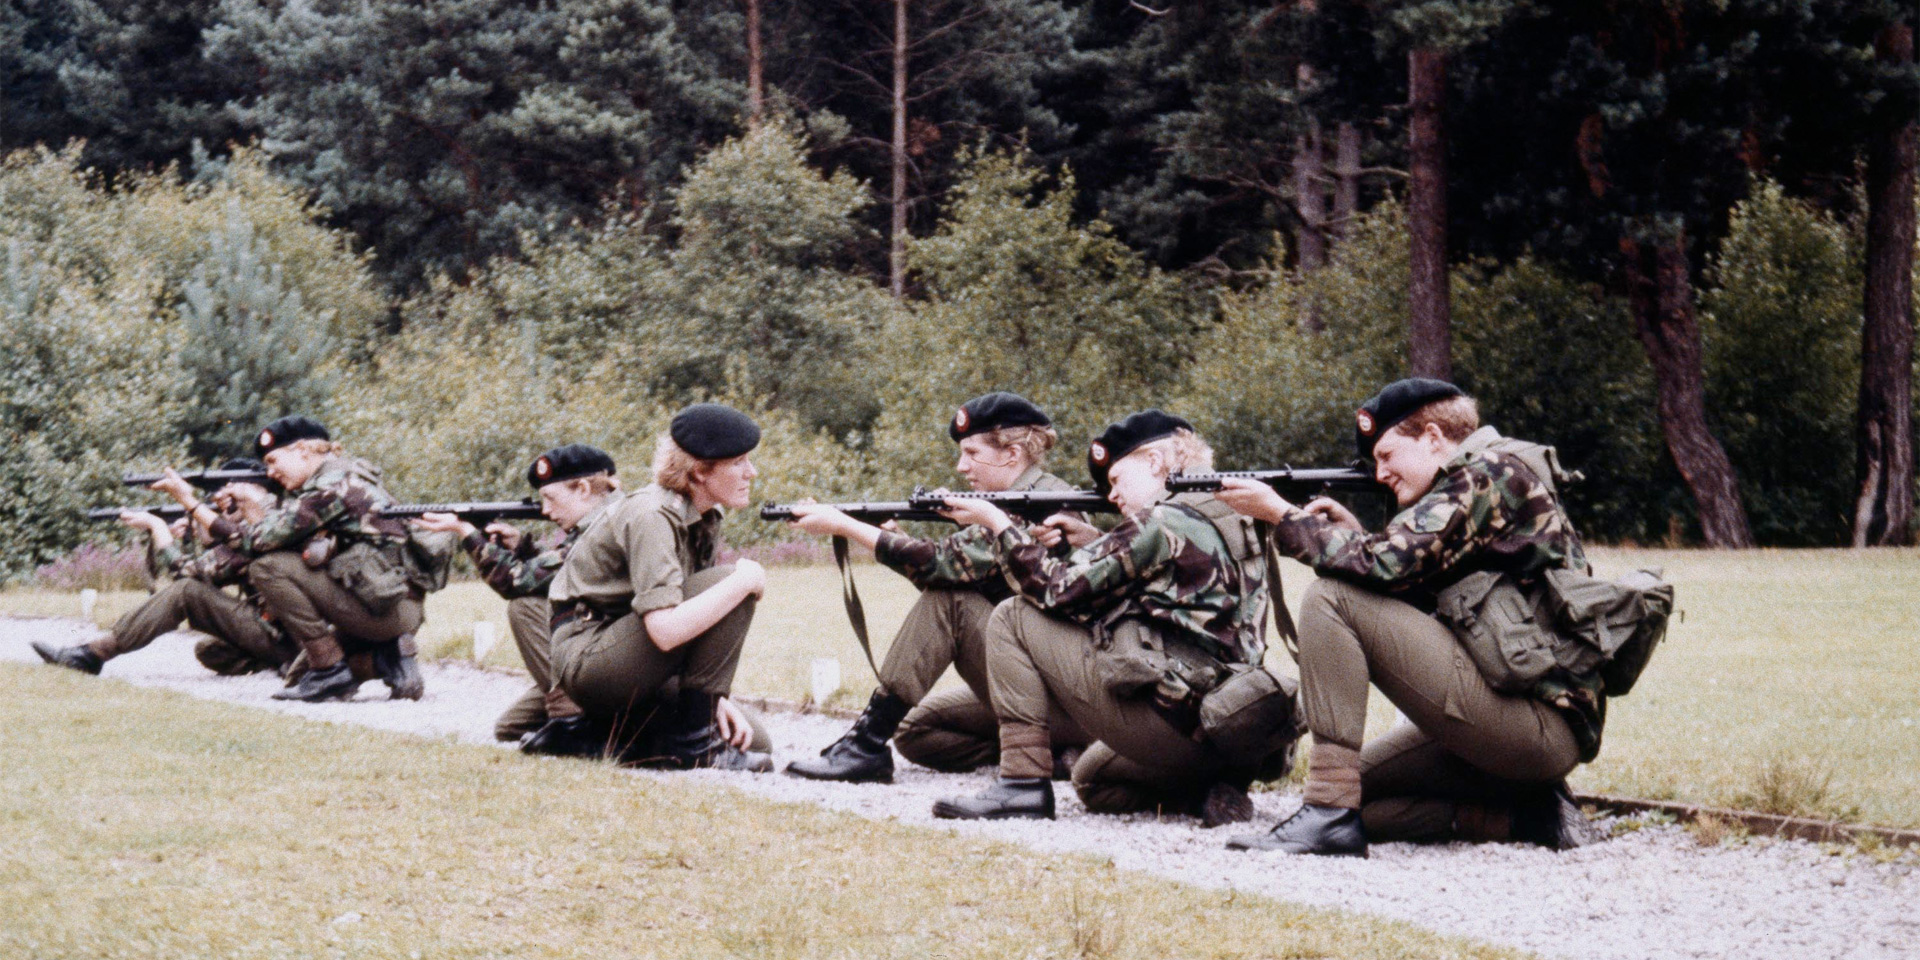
[1089,441,1108,464]
[534,457,552,479]
[1355,410,1376,436]
[258,429,274,449]
[953,408,970,432]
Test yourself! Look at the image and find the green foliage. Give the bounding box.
[1702,179,1864,545]
[0,146,381,580]
[874,147,1207,484]
[173,201,339,461]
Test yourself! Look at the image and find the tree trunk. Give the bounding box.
[746,0,764,127]
[1853,21,1917,547]
[1294,46,1327,333]
[889,0,909,300]
[1332,121,1361,238]
[1626,234,1756,548]
[1407,48,1451,380]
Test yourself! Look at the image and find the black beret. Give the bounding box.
[527,444,617,491]
[219,457,265,473]
[1088,409,1192,493]
[948,391,1051,442]
[1355,378,1465,459]
[670,403,761,460]
[255,416,329,456]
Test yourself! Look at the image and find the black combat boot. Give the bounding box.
[1512,781,1605,850]
[784,690,911,783]
[652,689,773,773]
[520,714,607,758]
[373,636,425,701]
[1193,779,1256,828]
[932,778,1056,820]
[1226,802,1367,857]
[271,661,360,702]
[31,641,103,676]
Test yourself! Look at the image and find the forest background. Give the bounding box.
[1,0,1917,580]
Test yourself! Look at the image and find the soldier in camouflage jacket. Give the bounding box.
[931,410,1269,825]
[1220,379,1598,857]
[783,393,1095,785]
[414,444,615,756]
[31,463,294,678]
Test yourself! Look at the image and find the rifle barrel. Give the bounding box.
[378,501,544,521]
[759,501,951,524]
[87,504,189,522]
[122,469,274,490]
[1167,467,1379,494]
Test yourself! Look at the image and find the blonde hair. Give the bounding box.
[651,434,718,496]
[1130,428,1214,478]
[565,472,621,497]
[1390,395,1480,444]
[288,438,344,457]
[977,424,1058,468]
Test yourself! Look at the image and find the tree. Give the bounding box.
[209,0,744,286]
[173,201,338,461]
[1854,16,1918,546]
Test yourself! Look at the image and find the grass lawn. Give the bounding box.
[8,546,1918,828]
[0,663,1525,960]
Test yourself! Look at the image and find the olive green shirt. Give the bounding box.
[547,484,723,617]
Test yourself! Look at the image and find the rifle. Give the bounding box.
[87,504,190,522]
[377,500,545,524]
[760,486,1116,526]
[122,469,275,491]
[1166,466,1380,497]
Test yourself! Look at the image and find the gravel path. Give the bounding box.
[4,615,1912,960]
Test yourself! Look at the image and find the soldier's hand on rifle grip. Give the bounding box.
[1304,496,1363,531]
[939,497,1012,533]
[411,512,476,540]
[1043,513,1100,548]
[482,521,521,550]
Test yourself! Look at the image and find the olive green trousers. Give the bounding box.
[1296,577,1581,839]
[89,578,291,674]
[883,588,1088,771]
[493,596,589,742]
[551,566,752,734]
[985,598,1224,814]
[247,551,424,670]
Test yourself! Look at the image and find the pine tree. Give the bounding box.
[173,201,336,461]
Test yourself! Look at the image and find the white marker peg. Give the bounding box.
[472,621,497,661]
[79,589,99,621]
[810,657,842,707]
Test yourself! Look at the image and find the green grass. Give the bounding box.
[0,663,1526,960]
[9,547,1919,828]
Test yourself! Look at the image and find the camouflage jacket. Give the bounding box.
[995,498,1263,667]
[1272,429,1588,605]
[874,465,1074,603]
[213,457,408,555]
[464,524,582,600]
[150,538,254,589]
[1274,426,1601,754]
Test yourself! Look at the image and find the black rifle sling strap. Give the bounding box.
[831,535,882,680]
[1254,520,1300,660]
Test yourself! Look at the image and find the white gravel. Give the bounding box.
[4,615,1913,960]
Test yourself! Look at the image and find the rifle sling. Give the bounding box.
[831,535,882,681]
[1255,520,1299,661]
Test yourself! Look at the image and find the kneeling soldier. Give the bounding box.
[547,404,772,771]
[932,411,1269,823]
[32,460,293,677]
[413,444,614,756]
[784,392,1093,783]
[210,416,429,702]
[1218,379,1599,856]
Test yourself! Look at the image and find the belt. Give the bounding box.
[550,601,621,633]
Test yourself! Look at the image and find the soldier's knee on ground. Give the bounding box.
[193,636,269,676]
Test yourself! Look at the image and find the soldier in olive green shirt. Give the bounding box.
[547,404,772,772]
[784,393,1095,784]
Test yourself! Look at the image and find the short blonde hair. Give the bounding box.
[1130,428,1214,478]
[564,472,621,497]
[288,438,344,457]
[977,424,1058,468]
[1391,395,1480,444]
[651,434,704,495]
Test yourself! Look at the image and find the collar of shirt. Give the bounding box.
[644,483,721,530]
[1010,464,1047,492]
[573,489,628,534]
